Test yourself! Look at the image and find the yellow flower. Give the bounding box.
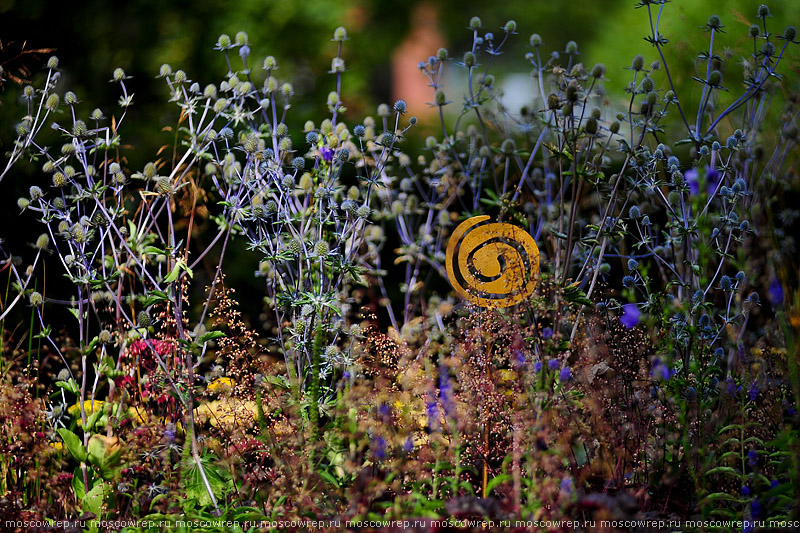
[207,377,235,394]
[49,441,63,450]
[67,400,105,418]
[195,398,256,427]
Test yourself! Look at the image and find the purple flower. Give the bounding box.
[512,349,525,368]
[560,477,574,495]
[378,402,391,417]
[651,358,674,381]
[685,167,718,195]
[685,168,699,195]
[751,497,763,519]
[533,361,543,373]
[769,278,784,307]
[548,359,560,370]
[727,376,742,397]
[373,436,387,460]
[741,485,751,496]
[770,479,780,490]
[319,145,333,163]
[559,367,571,382]
[749,381,759,401]
[542,327,553,339]
[342,371,351,380]
[620,304,641,329]
[438,366,456,419]
[403,436,414,453]
[707,167,720,192]
[748,450,758,467]
[426,392,439,431]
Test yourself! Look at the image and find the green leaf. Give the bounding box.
[486,473,511,494]
[143,290,170,307]
[704,466,741,478]
[85,409,102,432]
[72,466,86,500]
[700,492,740,504]
[83,481,109,517]
[563,283,593,306]
[181,454,228,507]
[163,262,182,284]
[58,428,88,462]
[56,379,79,395]
[197,330,226,344]
[317,469,340,488]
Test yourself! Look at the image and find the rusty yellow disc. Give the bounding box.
[445,216,540,308]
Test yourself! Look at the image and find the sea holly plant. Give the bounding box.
[0,1,798,527]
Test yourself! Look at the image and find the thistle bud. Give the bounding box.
[631,54,645,71]
[469,17,482,30]
[29,292,43,307]
[99,330,112,344]
[137,310,152,327]
[45,93,60,111]
[333,26,347,41]
[35,234,50,250]
[72,120,88,137]
[463,51,476,68]
[155,177,172,195]
[565,41,578,55]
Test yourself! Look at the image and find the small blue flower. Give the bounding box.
[741,485,751,496]
[749,381,759,401]
[548,359,560,370]
[769,278,784,307]
[533,361,543,373]
[620,304,641,329]
[542,327,553,339]
[426,392,439,431]
[378,403,391,417]
[770,479,780,490]
[559,367,571,382]
[512,349,525,368]
[727,376,742,397]
[751,497,763,519]
[319,145,333,163]
[373,436,387,460]
[747,450,758,467]
[439,366,456,419]
[403,436,414,453]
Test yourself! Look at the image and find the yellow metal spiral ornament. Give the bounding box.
[446,216,540,308]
